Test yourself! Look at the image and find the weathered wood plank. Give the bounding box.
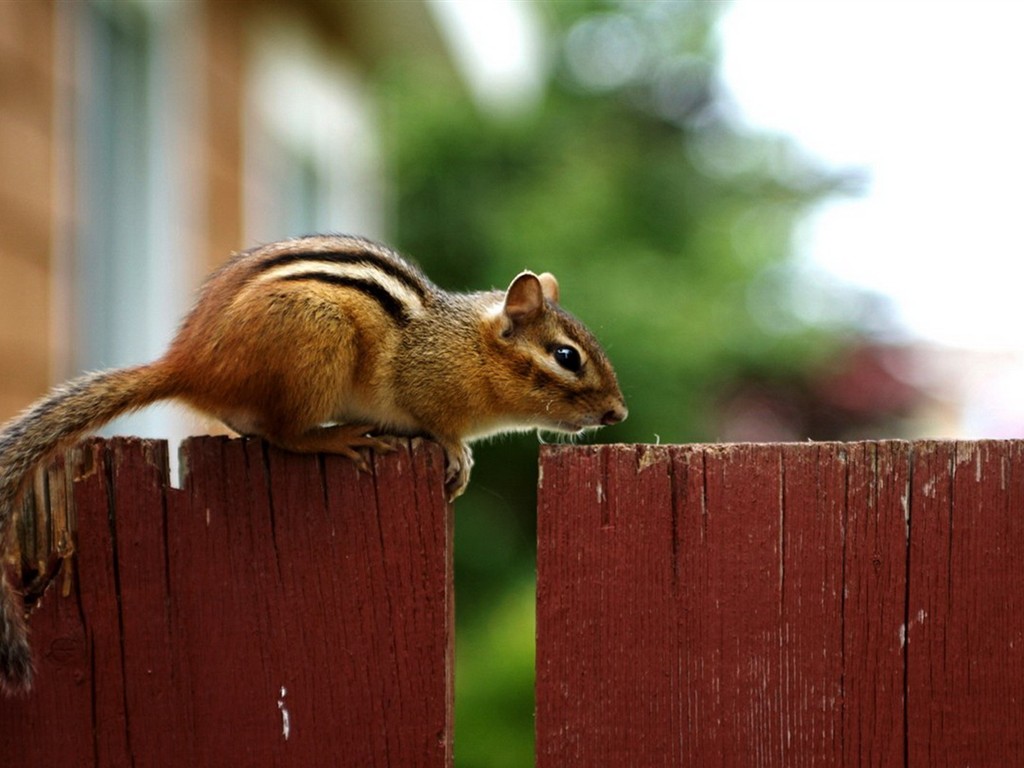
[538,444,805,764]
[684,442,786,763]
[906,441,1024,765]
[108,438,187,763]
[0,436,453,767]
[842,441,908,766]
[0,442,126,761]
[777,442,845,762]
[536,441,1024,766]
[66,440,134,765]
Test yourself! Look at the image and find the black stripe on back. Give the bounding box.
[279,272,411,325]
[259,249,428,300]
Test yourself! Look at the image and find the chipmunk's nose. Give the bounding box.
[601,403,628,426]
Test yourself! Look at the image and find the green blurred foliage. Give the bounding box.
[372,2,850,765]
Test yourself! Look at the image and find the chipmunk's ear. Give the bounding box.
[538,272,559,304]
[503,271,546,324]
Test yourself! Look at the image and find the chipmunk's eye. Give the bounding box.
[553,345,582,373]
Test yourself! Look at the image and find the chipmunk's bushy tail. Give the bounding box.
[0,364,175,694]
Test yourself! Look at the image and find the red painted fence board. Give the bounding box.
[536,441,1024,766]
[6,438,1023,765]
[906,441,1024,765]
[0,436,453,767]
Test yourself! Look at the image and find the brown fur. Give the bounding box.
[0,234,627,693]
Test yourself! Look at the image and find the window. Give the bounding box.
[245,19,384,244]
[67,0,198,441]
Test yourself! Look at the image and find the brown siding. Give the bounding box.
[202,0,246,273]
[0,0,249,422]
[0,0,389,430]
[0,0,55,419]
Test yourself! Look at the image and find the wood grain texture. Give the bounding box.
[536,441,1024,766]
[842,442,908,766]
[0,436,453,767]
[906,441,1024,765]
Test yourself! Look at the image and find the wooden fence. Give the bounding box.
[2,439,1023,765]
[537,442,1024,766]
[0,436,453,766]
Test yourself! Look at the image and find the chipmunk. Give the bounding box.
[0,233,627,693]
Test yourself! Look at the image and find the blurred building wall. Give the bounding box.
[0,0,446,430]
[0,2,57,420]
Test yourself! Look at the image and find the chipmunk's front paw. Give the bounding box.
[442,443,474,501]
[273,424,395,472]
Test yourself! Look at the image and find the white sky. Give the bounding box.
[427,0,547,116]
[718,0,1024,351]
[433,0,1024,350]
[427,0,1024,433]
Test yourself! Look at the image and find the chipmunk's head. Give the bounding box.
[484,270,627,436]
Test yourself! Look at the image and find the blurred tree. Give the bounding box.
[373,2,855,765]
